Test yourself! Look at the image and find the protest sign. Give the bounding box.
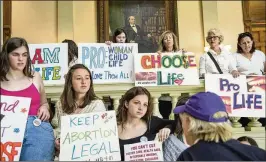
[124,141,163,161]
[59,111,121,161]
[29,43,68,85]
[0,95,31,161]
[78,43,137,84]
[205,74,265,117]
[134,52,200,86]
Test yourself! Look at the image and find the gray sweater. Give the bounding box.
[163,134,188,161]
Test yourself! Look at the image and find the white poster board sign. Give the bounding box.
[124,141,163,161]
[134,52,200,86]
[29,43,68,85]
[205,74,265,117]
[78,43,137,84]
[0,95,31,161]
[59,111,121,161]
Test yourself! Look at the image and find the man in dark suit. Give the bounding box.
[123,16,157,52]
[123,16,144,43]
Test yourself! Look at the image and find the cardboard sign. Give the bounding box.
[0,95,31,161]
[124,141,163,161]
[29,43,68,85]
[134,52,200,86]
[59,111,121,161]
[78,43,137,84]
[205,74,265,117]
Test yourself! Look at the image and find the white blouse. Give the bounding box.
[199,46,237,77]
[233,50,265,75]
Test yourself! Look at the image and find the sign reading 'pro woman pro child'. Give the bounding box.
[29,43,68,85]
[78,43,137,84]
[59,111,121,161]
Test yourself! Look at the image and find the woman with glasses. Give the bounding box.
[233,32,265,75]
[199,28,239,78]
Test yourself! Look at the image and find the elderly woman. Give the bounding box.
[199,28,239,78]
[233,32,266,75]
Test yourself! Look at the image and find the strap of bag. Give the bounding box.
[207,52,223,74]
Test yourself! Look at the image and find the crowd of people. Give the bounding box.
[0,26,265,161]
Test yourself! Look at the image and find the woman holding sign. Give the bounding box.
[51,64,106,158]
[199,28,240,78]
[0,37,54,160]
[156,30,187,120]
[233,32,266,75]
[117,86,175,161]
[105,28,129,45]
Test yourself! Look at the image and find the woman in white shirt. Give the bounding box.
[233,32,266,75]
[199,28,239,78]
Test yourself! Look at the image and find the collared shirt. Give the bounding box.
[233,50,265,75]
[199,47,237,77]
[130,24,137,33]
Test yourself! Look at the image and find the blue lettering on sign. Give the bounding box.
[82,47,106,69]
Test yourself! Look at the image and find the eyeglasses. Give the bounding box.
[207,36,219,40]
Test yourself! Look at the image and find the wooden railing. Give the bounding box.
[45,80,265,149]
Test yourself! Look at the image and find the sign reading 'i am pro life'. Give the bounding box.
[29,43,68,85]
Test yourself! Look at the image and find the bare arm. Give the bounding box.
[33,72,50,121]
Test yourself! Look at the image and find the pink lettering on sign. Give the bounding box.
[0,100,19,113]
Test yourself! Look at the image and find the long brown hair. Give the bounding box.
[60,64,98,114]
[116,87,153,130]
[0,37,33,81]
[158,30,179,52]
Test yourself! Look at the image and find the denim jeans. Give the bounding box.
[19,116,55,161]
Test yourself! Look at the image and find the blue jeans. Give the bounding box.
[19,116,55,161]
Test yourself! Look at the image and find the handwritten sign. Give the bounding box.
[59,111,121,161]
[29,43,68,85]
[205,74,265,117]
[124,141,163,161]
[134,52,200,86]
[0,95,31,161]
[78,43,137,84]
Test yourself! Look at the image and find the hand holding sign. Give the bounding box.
[157,128,170,142]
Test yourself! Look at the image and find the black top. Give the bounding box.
[177,139,266,161]
[119,116,175,161]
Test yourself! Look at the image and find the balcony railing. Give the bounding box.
[45,79,265,149]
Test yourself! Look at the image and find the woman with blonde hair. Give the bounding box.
[199,28,239,78]
[173,92,266,161]
[157,30,180,53]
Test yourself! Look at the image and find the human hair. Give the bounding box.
[0,37,33,81]
[175,96,190,136]
[237,136,258,147]
[112,28,128,43]
[181,111,232,143]
[128,16,135,21]
[62,39,78,66]
[158,30,179,52]
[116,86,153,130]
[236,32,256,54]
[60,64,98,114]
[206,28,224,44]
